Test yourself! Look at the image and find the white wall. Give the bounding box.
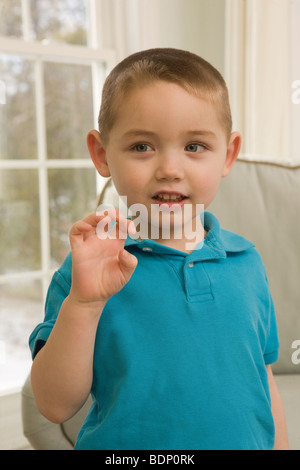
[155,0,226,74]
[112,0,226,75]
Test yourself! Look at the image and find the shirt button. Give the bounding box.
[142,247,153,252]
[188,262,194,268]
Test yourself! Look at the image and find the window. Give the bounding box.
[225,0,300,164]
[0,0,116,393]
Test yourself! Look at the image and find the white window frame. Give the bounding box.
[0,0,117,302]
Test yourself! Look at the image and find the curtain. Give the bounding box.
[225,0,300,164]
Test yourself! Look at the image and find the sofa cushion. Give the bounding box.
[210,158,300,374]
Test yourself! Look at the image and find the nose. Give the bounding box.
[154,151,184,181]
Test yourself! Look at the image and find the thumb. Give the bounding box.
[119,249,138,278]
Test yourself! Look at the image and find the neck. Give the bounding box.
[131,214,206,253]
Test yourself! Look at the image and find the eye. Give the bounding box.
[185,143,207,153]
[132,143,153,153]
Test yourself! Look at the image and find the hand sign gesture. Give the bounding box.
[69,209,137,305]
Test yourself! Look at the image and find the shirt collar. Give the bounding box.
[125,211,254,261]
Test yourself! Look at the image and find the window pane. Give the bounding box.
[0,55,37,160]
[30,0,88,45]
[0,280,43,392]
[44,62,93,159]
[48,167,97,266]
[0,170,41,274]
[0,0,22,38]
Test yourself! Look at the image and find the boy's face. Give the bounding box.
[89,81,240,249]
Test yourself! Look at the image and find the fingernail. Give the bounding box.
[128,221,136,235]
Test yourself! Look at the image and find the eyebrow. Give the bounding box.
[185,130,217,139]
[121,130,157,139]
[121,129,217,139]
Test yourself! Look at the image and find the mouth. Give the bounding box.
[152,192,188,207]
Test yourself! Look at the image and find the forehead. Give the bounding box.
[111,81,222,136]
[117,79,213,108]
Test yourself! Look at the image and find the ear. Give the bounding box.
[87,130,111,177]
[222,132,242,178]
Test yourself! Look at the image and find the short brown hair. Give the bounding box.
[98,48,232,143]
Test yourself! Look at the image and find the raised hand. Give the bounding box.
[68,210,138,305]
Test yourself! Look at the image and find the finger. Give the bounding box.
[69,221,94,250]
[81,209,122,228]
[96,207,128,232]
[127,220,136,235]
[82,212,106,227]
[118,249,138,277]
[70,220,93,237]
[96,215,115,240]
[95,209,136,240]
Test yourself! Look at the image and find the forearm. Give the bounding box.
[266,365,290,450]
[31,295,105,423]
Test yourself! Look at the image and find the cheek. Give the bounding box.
[193,167,223,206]
[196,170,221,192]
[110,170,144,203]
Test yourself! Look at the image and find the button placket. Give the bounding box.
[183,259,213,303]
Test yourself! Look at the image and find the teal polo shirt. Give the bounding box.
[29,212,279,450]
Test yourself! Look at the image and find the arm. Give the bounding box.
[31,211,137,424]
[266,365,289,450]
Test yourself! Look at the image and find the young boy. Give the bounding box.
[29,48,289,450]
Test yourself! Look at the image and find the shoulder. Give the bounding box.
[52,251,73,290]
[40,252,73,327]
[205,211,267,275]
[45,252,72,314]
[220,227,266,271]
[219,227,255,253]
[204,212,256,255]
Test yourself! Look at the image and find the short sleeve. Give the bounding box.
[29,252,72,359]
[263,274,280,365]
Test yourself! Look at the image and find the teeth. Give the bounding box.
[155,193,185,202]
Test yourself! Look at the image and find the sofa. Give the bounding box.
[22,157,300,449]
